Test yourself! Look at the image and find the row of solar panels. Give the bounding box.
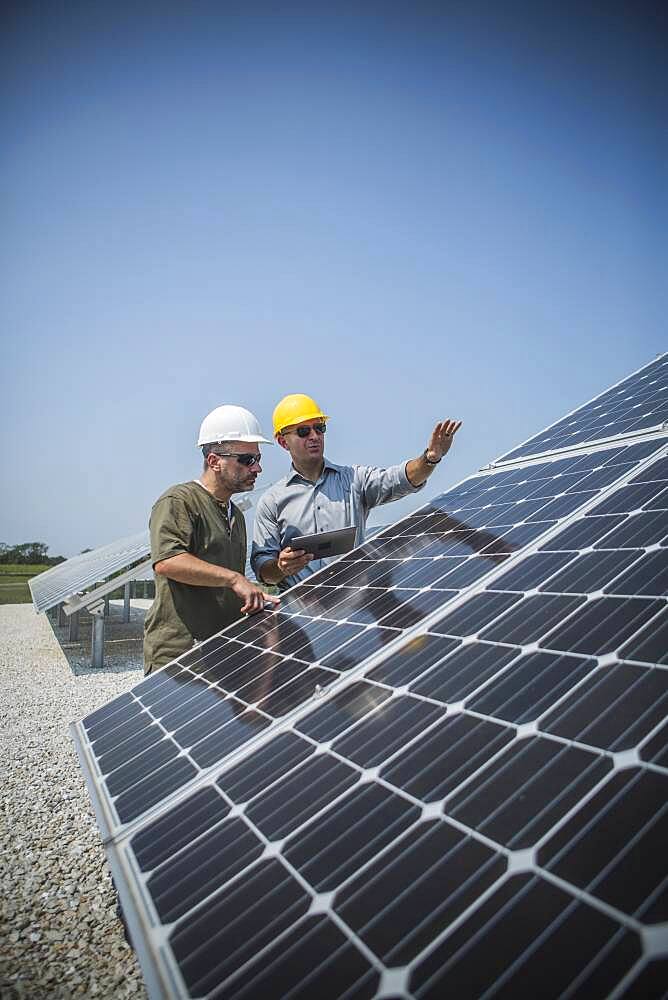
[71,354,668,998]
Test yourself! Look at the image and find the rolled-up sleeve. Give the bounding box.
[356,462,425,509]
[250,494,281,580]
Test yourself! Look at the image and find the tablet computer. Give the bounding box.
[290,526,357,558]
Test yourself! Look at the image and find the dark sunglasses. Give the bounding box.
[214,452,262,467]
[287,423,327,438]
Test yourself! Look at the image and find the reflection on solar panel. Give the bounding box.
[497,353,668,463]
[72,359,668,999]
[29,530,151,613]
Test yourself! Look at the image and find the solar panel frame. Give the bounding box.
[71,386,668,999]
[62,558,154,615]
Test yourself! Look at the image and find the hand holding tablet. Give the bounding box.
[290,526,357,558]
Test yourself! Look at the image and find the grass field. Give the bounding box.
[0,564,50,605]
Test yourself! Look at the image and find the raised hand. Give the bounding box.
[425,419,462,462]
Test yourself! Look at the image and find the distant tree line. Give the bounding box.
[0,542,66,565]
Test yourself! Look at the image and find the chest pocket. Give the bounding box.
[320,471,354,526]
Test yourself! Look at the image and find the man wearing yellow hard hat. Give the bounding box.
[250,393,461,591]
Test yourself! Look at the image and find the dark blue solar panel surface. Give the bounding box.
[79,440,662,838]
[71,370,668,999]
[498,354,668,463]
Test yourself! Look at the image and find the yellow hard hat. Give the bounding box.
[272,393,329,437]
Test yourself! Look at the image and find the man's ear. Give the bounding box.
[277,434,290,452]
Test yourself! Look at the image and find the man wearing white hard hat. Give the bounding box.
[251,393,462,591]
[143,405,279,674]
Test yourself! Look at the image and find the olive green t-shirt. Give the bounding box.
[143,481,246,673]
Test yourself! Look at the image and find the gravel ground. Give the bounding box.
[1,603,150,1000]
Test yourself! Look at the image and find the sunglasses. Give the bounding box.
[286,423,327,438]
[214,452,262,467]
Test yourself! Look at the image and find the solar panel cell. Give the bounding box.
[620,609,668,665]
[364,633,460,687]
[487,551,574,591]
[431,591,521,637]
[409,874,640,999]
[410,641,519,704]
[169,860,311,996]
[380,714,514,801]
[540,662,668,751]
[187,708,270,769]
[466,650,596,724]
[539,768,668,921]
[332,696,446,768]
[605,549,668,597]
[115,756,198,824]
[216,731,315,802]
[131,785,230,872]
[217,915,380,1000]
[334,819,505,966]
[539,596,664,655]
[538,549,641,593]
[295,681,392,741]
[319,625,399,670]
[539,513,626,550]
[284,782,420,891]
[480,593,586,644]
[245,754,360,839]
[446,736,611,849]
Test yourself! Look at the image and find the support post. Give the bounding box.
[123,582,131,622]
[58,604,67,627]
[69,611,80,642]
[104,595,110,617]
[90,605,105,669]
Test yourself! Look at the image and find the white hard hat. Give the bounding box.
[197,405,273,446]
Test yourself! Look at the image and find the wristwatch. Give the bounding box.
[423,449,441,465]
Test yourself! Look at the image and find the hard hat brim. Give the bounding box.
[197,433,273,446]
[275,412,329,437]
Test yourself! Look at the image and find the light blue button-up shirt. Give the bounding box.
[251,458,424,590]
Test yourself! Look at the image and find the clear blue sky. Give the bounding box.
[2,2,665,557]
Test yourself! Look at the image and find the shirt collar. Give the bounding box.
[193,478,234,520]
[286,457,339,486]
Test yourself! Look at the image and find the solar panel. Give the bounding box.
[496,353,668,464]
[29,530,151,613]
[71,362,668,999]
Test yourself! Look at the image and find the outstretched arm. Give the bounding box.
[405,418,462,487]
